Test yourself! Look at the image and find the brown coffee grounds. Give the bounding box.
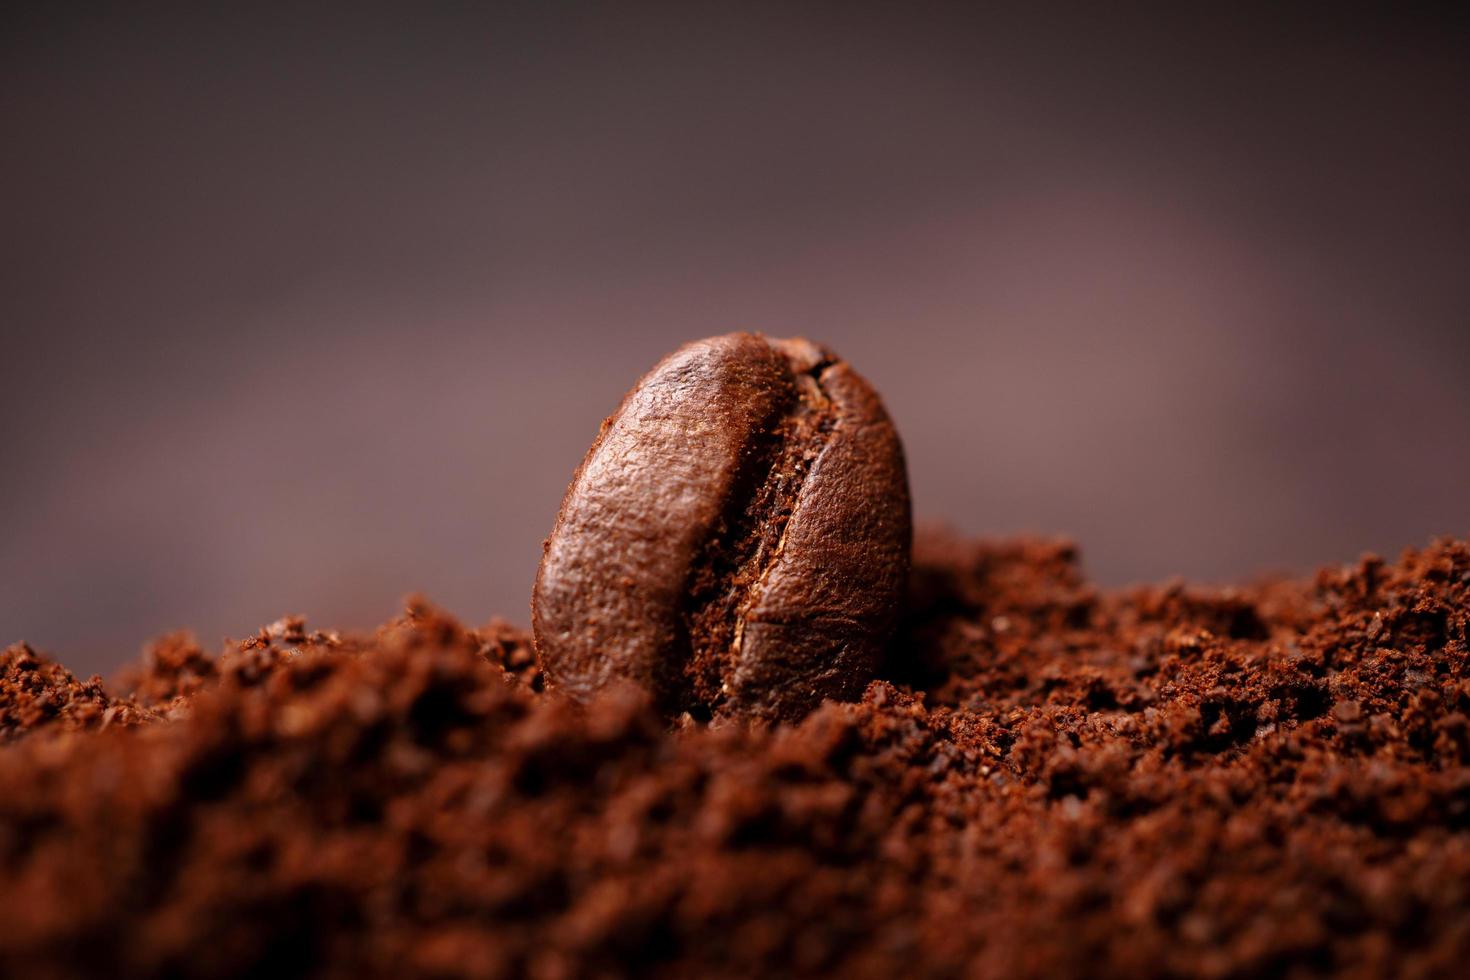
[1,643,157,741]
[2,532,1468,978]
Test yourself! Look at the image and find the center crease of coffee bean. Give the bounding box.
[679,357,837,716]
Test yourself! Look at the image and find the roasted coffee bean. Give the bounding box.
[532,332,911,721]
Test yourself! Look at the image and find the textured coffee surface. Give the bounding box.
[3,535,1469,977]
[532,333,912,721]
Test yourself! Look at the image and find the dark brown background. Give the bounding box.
[3,4,1467,676]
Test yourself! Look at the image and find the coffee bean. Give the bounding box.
[532,332,911,722]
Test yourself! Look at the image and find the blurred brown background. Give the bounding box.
[3,3,1467,676]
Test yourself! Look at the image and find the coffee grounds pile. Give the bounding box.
[2,532,1468,978]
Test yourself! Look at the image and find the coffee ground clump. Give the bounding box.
[2,533,1469,977]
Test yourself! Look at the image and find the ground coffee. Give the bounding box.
[2,531,1468,977]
